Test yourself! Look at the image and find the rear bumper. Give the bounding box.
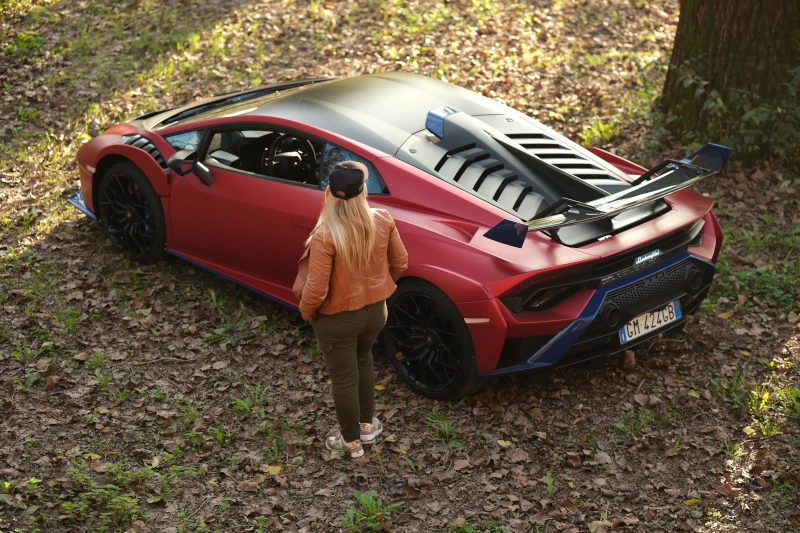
[68,191,97,221]
[473,251,715,377]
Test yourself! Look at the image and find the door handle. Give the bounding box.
[290,218,315,230]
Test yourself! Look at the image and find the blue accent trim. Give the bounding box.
[425,106,459,139]
[67,191,97,221]
[483,219,528,248]
[680,143,732,173]
[479,252,714,377]
[164,250,299,312]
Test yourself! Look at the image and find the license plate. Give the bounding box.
[619,300,682,344]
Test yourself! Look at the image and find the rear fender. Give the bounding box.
[398,272,502,375]
[400,265,490,303]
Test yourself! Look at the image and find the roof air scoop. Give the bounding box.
[426,106,459,139]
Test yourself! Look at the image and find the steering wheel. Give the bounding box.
[263,135,317,184]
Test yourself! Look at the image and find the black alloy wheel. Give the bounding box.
[98,162,166,264]
[383,279,478,399]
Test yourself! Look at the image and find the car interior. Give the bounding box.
[205,130,325,186]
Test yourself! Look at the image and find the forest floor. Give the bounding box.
[0,1,798,532]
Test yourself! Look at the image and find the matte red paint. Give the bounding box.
[76,113,722,375]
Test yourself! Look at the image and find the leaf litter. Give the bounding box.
[0,0,798,532]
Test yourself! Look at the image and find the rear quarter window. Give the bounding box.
[318,143,386,194]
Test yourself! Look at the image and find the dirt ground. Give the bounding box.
[0,1,798,532]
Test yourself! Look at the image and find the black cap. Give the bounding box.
[329,161,367,200]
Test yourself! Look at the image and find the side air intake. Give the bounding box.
[433,143,546,220]
[122,134,168,170]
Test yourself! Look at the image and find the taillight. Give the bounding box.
[501,284,582,313]
[688,218,705,248]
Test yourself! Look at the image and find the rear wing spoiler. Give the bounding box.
[483,143,731,247]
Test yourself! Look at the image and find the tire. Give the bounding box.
[383,279,479,400]
[98,162,166,264]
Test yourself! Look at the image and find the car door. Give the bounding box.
[167,125,322,284]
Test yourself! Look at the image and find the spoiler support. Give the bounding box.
[483,143,732,248]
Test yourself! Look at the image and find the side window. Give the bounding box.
[318,143,387,194]
[165,130,202,151]
[202,128,322,187]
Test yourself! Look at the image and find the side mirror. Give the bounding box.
[167,149,197,176]
[167,150,214,187]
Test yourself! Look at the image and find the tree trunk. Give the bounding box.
[662,0,800,135]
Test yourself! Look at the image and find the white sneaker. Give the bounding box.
[325,433,364,459]
[360,417,384,445]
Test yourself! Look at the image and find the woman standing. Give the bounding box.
[295,161,408,458]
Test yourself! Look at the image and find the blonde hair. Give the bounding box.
[306,185,375,270]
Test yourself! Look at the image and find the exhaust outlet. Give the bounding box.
[602,303,621,328]
[687,266,704,291]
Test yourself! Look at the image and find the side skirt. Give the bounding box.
[68,191,98,221]
[164,249,299,312]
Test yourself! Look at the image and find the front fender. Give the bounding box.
[94,143,170,197]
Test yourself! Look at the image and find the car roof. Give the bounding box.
[156,72,510,155]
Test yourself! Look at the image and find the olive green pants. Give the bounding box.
[311,301,388,442]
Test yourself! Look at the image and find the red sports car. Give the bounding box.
[70,73,729,399]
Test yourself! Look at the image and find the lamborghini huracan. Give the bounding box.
[69,72,729,398]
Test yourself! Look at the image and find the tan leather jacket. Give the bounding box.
[296,209,408,321]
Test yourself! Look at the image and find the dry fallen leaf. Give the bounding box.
[715,483,735,496]
[509,450,530,463]
[238,481,259,492]
[594,451,612,465]
[589,520,613,533]
[43,375,59,391]
[402,485,422,499]
[453,459,471,471]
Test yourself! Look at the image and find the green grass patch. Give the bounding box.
[712,261,800,314]
[341,490,404,532]
[709,224,800,314]
[613,410,650,438]
[16,107,40,122]
[3,31,45,56]
[62,484,142,530]
[580,117,620,146]
[425,411,461,448]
